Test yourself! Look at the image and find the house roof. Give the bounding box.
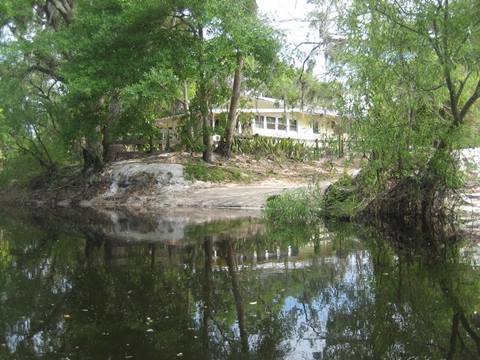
[212,96,337,117]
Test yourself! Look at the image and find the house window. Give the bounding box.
[289,119,297,132]
[278,117,287,131]
[312,121,320,134]
[266,116,276,130]
[255,116,264,129]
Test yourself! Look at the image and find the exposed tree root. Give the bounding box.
[359,173,458,232]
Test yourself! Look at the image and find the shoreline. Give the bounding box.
[0,154,348,213]
[0,151,478,230]
[0,162,328,213]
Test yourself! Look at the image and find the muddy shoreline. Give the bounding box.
[0,161,322,213]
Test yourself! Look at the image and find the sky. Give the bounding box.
[256,0,327,76]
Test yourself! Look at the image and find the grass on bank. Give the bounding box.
[184,161,253,183]
[265,186,324,225]
[265,175,365,225]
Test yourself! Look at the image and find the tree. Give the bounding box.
[61,0,278,164]
[319,0,480,221]
[61,0,183,171]
[216,0,279,159]
[0,0,74,174]
[0,50,63,174]
[0,0,283,183]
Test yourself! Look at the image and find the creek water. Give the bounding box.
[0,208,479,359]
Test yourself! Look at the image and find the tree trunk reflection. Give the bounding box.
[202,236,213,358]
[226,239,249,356]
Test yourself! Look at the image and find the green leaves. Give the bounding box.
[328,0,480,191]
[0,0,283,177]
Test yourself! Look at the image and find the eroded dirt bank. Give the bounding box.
[0,153,350,212]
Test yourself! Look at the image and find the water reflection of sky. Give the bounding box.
[190,246,372,359]
[280,251,372,359]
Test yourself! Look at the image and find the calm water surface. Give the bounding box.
[0,208,479,359]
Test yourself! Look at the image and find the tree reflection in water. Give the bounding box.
[0,208,478,359]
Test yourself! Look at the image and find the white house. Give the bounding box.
[212,96,338,145]
[155,96,339,147]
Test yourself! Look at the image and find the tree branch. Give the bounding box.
[459,78,480,122]
[27,65,65,83]
[299,43,322,82]
[370,4,426,37]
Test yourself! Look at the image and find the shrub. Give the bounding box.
[233,136,314,161]
[265,185,323,225]
[322,174,366,220]
[0,154,43,188]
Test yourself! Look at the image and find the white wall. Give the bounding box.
[251,113,334,143]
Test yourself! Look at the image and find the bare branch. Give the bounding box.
[459,78,480,122]
[299,43,322,82]
[294,41,321,51]
[457,70,472,101]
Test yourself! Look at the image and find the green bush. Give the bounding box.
[322,174,366,219]
[233,135,345,161]
[0,154,43,188]
[233,136,314,161]
[265,175,367,225]
[265,185,323,225]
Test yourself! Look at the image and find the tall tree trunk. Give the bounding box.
[219,53,244,159]
[82,143,103,174]
[103,91,120,163]
[183,80,190,113]
[198,26,212,163]
[200,83,212,163]
[338,133,344,158]
[82,126,104,174]
[101,126,111,161]
[183,80,195,142]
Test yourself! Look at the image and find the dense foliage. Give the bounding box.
[310,0,480,220]
[0,0,284,180]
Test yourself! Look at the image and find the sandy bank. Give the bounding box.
[0,157,338,212]
[77,160,331,210]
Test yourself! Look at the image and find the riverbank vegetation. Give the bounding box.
[265,174,365,224]
[265,187,323,225]
[267,0,480,226]
[184,161,253,183]
[346,0,479,223]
